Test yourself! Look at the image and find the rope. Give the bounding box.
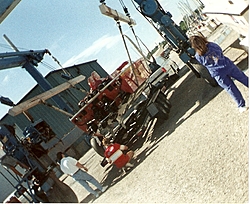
[116,20,139,86]
[47,52,72,77]
[41,61,57,71]
[0,42,29,51]
[119,0,130,17]
[123,35,151,74]
[0,43,18,50]
[119,0,155,84]
[71,85,88,94]
[117,1,142,49]
[0,40,71,77]
[118,0,158,65]
[41,100,73,117]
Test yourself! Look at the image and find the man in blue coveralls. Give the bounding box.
[189,35,248,113]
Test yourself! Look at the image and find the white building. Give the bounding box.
[201,0,249,46]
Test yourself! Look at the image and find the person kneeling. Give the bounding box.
[102,138,134,169]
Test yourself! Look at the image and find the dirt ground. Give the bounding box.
[61,50,249,203]
[61,24,249,203]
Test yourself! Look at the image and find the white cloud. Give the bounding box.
[99,57,124,74]
[62,34,121,67]
[50,35,66,51]
[156,0,182,22]
[1,75,9,85]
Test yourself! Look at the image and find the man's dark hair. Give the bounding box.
[102,137,111,146]
[189,35,209,56]
[56,152,63,161]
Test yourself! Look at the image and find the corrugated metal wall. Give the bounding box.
[0,60,109,154]
[0,60,110,202]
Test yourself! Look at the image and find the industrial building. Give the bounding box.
[201,0,249,46]
[0,59,109,159]
[0,60,110,201]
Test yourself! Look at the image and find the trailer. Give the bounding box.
[70,58,178,163]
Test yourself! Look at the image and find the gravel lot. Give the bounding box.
[62,53,248,203]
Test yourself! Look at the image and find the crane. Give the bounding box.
[132,0,217,86]
[0,35,73,114]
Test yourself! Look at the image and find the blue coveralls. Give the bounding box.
[195,42,248,108]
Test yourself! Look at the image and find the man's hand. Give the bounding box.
[83,165,88,172]
[106,158,112,164]
[94,132,104,137]
[76,162,88,171]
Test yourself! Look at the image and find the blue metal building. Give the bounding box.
[0,60,109,157]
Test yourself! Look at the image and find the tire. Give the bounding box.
[156,99,170,113]
[157,92,166,101]
[156,93,172,110]
[114,127,129,144]
[188,59,218,87]
[165,99,172,108]
[155,102,169,120]
[90,138,105,157]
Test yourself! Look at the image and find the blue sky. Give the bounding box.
[0,0,188,119]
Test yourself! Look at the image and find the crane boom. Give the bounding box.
[0,36,74,113]
[0,50,48,70]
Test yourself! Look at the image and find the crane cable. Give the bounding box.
[120,0,161,74]
[46,51,72,78]
[114,19,140,122]
[115,20,139,86]
[131,0,181,53]
[119,0,145,57]
[0,41,71,77]
[120,0,159,65]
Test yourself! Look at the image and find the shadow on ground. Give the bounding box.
[80,57,248,203]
